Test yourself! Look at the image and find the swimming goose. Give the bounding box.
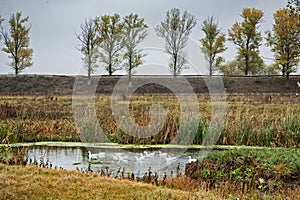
[88,151,98,160]
[188,156,197,163]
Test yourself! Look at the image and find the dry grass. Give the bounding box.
[1,164,299,200]
[0,164,221,200]
[1,94,300,146]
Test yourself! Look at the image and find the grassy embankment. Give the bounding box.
[1,162,299,200]
[186,148,300,195]
[0,163,218,200]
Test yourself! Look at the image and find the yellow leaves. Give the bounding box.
[242,8,251,18]
[241,8,264,25]
[273,8,299,33]
[268,8,300,75]
[233,8,264,36]
[228,7,264,75]
[228,23,244,48]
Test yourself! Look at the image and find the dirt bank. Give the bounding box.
[0,75,299,95]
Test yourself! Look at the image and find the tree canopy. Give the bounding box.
[200,16,226,76]
[266,7,300,87]
[122,13,148,80]
[0,12,33,75]
[95,14,124,76]
[228,8,264,75]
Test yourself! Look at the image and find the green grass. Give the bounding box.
[185,148,300,195]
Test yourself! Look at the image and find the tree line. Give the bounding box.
[0,0,299,86]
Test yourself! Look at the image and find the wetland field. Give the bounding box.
[1,75,300,199]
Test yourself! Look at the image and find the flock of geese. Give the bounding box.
[88,150,197,164]
[84,150,198,181]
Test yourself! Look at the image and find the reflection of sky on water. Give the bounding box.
[26,146,210,178]
[27,146,84,170]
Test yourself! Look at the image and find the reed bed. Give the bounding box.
[0,94,299,147]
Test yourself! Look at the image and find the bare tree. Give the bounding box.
[76,18,99,77]
[155,8,197,77]
[95,14,124,76]
[288,0,300,12]
[0,16,4,64]
[0,16,4,40]
[0,12,33,75]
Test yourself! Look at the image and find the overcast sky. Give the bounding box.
[0,0,291,75]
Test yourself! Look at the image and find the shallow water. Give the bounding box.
[25,145,212,178]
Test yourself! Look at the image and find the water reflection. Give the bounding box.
[26,146,209,178]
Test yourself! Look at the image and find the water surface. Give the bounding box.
[25,145,212,178]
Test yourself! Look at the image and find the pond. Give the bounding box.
[23,144,214,178]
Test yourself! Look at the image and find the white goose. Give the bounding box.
[188,156,197,163]
[143,150,155,158]
[165,155,177,163]
[158,151,168,158]
[135,152,147,162]
[88,151,98,160]
[113,153,128,163]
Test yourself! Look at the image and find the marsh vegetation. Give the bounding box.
[1,94,299,147]
[0,92,300,199]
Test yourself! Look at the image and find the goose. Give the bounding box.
[297,82,300,88]
[143,151,149,156]
[157,151,168,158]
[188,156,197,163]
[113,153,128,163]
[88,151,98,160]
[135,154,146,162]
[165,155,177,163]
[143,150,155,157]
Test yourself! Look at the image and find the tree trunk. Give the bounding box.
[88,53,92,78]
[285,72,290,88]
[129,55,132,81]
[281,63,286,77]
[245,54,249,75]
[245,38,250,76]
[173,54,177,77]
[15,58,18,75]
[209,57,213,77]
[109,63,112,76]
